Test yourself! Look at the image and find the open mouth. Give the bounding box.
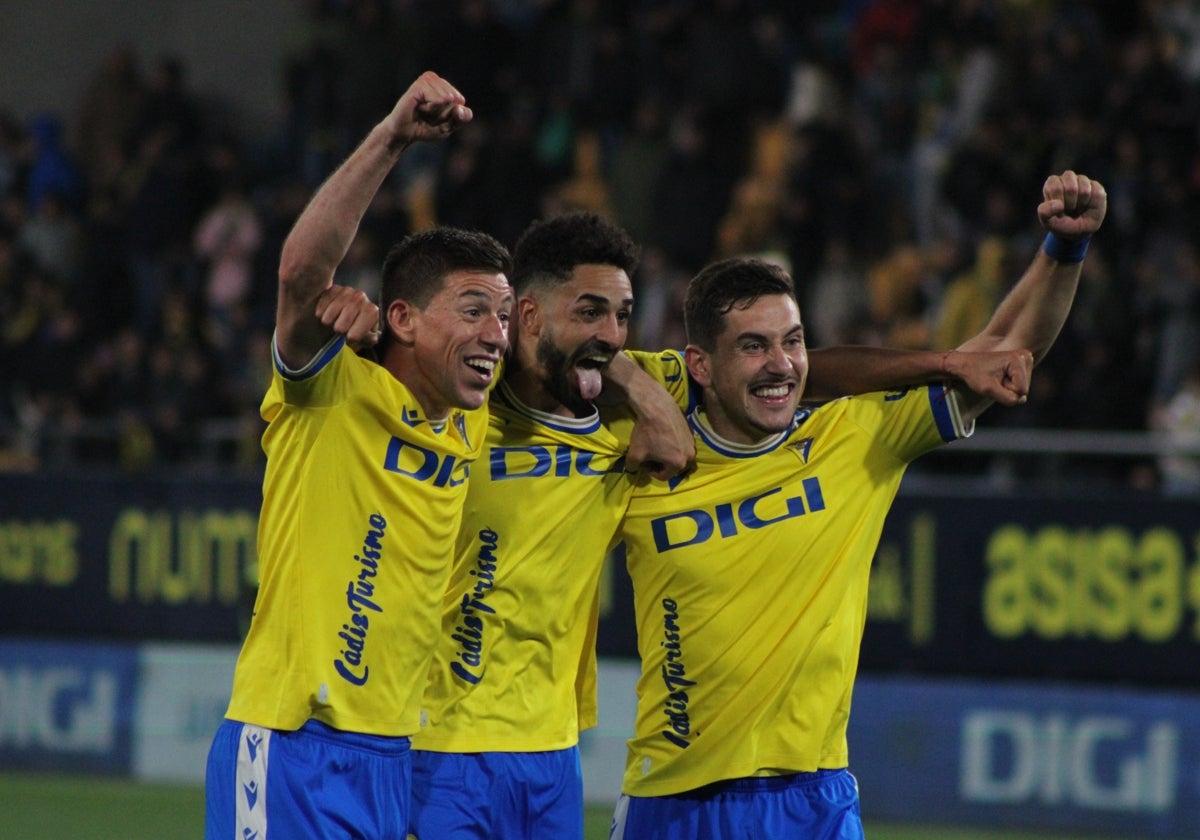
[575,353,612,372]
[466,357,497,380]
[572,353,611,402]
[751,381,794,401]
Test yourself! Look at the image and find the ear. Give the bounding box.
[684,344,712,388]
[386,299,417,346]
[517,295,542,337]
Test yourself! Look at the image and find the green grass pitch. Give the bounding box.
[0,772,1142,839]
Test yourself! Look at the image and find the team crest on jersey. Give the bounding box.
[789,437,814,463]
[401,406,424,427]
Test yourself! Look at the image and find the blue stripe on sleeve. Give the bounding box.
[274,335,346,381]
[927,385,959,442]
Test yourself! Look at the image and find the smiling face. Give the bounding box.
[685,293,809,444]
[522,263,634,415]
[390,269,513,419]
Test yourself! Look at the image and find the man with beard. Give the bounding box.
[404,211,1037,839]
[408,212,692,840]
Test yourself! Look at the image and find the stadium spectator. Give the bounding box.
[1153,361,1200,497]
[1,1,1195,485]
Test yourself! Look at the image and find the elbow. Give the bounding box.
[278,239,305,289]
[277,242,322,302]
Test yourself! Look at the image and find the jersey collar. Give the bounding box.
[688,406,811,458]
[494,380,602,434]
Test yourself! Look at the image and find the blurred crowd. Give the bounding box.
[0,0,1198,491]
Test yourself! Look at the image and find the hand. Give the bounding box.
[315,285,381,351]
[626,412,695,481]
[384,71,473,149]
[603,353,696,480]
[943,348,1034,407]
[1037,170,1106,240]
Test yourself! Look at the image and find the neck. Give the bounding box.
[386,345,451,422]
[504,353,577,417]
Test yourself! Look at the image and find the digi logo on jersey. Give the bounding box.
[650,478,827,553]
[383,437,470,487]
[489,445,623,480]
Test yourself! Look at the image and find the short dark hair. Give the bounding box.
[684,257,796,351]
[380,227,511,309]
[511,212,640,295]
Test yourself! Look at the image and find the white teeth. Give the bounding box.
[584,355,611,364]
[753,385,789,398]
[467,359,496,374]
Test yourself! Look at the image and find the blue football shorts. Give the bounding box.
[609,768,864,840]
[205,718,412,840]
[408,747,584,839]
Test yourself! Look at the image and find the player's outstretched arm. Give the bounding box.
[603,352,695,480]
[805,346,1033,407]
[953,170,1106,421]
[275,71,472,368]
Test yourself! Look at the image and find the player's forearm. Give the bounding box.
[275,122,407,364]
[605,352,694,478]
[956,249,1081,364]
[279,123,406,297]
[601,352,663,410]
[805,346,953,400]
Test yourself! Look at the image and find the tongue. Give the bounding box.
[574,366,603,402]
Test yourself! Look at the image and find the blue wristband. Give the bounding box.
[1042,232,1090,264]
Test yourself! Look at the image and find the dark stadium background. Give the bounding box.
[1,2,1198,838]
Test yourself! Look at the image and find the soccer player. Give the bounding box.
[608,170,1106,839]
[407,212,692,840]
[405,213,1041,840]
[204,72,514,839]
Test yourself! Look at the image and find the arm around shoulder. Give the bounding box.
[602,353,694,480]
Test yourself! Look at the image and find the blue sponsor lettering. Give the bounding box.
[650,480,826,552]
[384,438,469,487]
[490,445,622,480]
[660,353,684,382]
[449,528,500,685]
[659,597,695,748]
[333,513,386,686]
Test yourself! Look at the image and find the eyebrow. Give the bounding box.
[459,289,513,305]
[735,325,804,343]
[575,292,635,308]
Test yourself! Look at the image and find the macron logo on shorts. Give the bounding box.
[236,725,270,839]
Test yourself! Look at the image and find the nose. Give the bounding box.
[763,343,792,374]
[595,313,624,348]
[481,312,508,351]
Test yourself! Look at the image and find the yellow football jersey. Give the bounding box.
[413,350,692,753]
[225,337,487,737]
[619,385,970,797]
